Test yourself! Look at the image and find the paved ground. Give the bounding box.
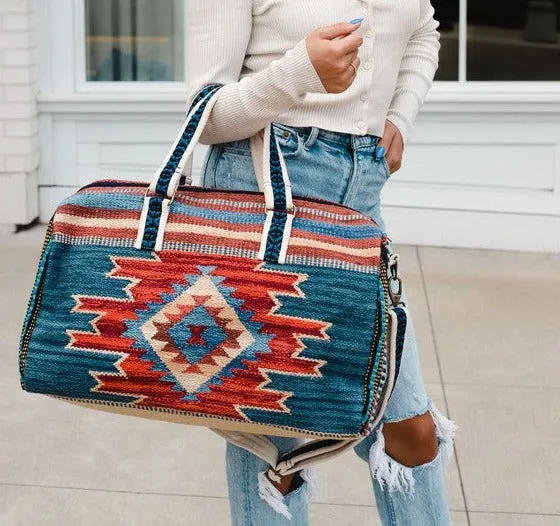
[1,225,559,526]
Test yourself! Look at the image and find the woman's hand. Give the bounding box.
[306,22,363,94]
[378,120,404,174]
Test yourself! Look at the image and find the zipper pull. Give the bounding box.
[388,253,403,306]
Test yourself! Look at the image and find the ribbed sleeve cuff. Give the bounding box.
[386,112,410,147]
[281,38,328,96]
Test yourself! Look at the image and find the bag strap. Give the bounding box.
[213,335,394,478]
[135,84,295,264]
[213,430,361,478]
[213,325,398,478]
[213,365,396,478]
[148,84,222,200]
[180,103,266,193]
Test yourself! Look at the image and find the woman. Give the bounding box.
[186,1,456,525]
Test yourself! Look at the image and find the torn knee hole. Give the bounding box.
[382,412,439,467]
[258,468,317,519]
[368,404,457,494]
[268,471,305,496]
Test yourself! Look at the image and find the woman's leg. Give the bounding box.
[226,436,311,526]
[341,141,456,525]
[202,127,457,524]
[353,289,456,526]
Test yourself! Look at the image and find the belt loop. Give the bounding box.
[350,133,359,151]
[304,127,319,150]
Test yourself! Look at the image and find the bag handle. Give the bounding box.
[134,84,295,264]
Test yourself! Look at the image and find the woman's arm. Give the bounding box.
[186,0,327,145]
[386,0,441,146]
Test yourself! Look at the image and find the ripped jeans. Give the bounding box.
[201,122,456,526]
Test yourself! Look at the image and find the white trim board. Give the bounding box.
[37,88,560,114]
[384,206,560,253]
[35,104,560,252]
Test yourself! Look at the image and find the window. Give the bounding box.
[434,0,560,82]
[434,0,460,80]
[85,0,185,82]
[80,1,560,86]
[468,1,560,81]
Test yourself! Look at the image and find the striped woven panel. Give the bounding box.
[54,181,383,273]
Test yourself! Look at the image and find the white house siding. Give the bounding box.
[0,0,40,230]
[36,94,560,253]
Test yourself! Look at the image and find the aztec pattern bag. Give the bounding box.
[18,84,408,480]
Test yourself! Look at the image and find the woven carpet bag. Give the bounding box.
[18,84,408,479]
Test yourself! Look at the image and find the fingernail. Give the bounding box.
[375,146,386,159]
[349,18,364,24]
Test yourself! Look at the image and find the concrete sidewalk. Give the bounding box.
[1,225,559,526]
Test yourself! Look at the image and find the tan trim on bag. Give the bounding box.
[56,397,362,439]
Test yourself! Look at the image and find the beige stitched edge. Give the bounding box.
[59,398,362,440]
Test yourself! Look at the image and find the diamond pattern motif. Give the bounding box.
[168,305,228,365]
[67,253,330,419]
[140,273,255,394]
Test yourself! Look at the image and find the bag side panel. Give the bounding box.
[19,224,54,389]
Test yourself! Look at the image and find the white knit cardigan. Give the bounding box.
[186,0,440,146]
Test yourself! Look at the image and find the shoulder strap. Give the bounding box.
[213,430,360,478]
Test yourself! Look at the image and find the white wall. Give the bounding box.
[383,88,560,252]
[0,0,40,230]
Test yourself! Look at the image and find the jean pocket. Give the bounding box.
[381,156,392,179]
[212,144,260,192]
[272,123,304,158]
[220,137,252,157]
[200,144,219,188]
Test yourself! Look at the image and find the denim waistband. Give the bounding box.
[272,121,381,151]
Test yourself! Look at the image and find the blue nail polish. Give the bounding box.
[350,18,364,24]
[375,146,386,160]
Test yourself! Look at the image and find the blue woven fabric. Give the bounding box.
[268,126,287,212]
[393,305,407,381]
[142,84,223,250]
[21,243,382,436]
[264,211,287,263]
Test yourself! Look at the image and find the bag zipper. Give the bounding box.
[77,180,380,218]
[361,239,391,431]
[19,219,54,389]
